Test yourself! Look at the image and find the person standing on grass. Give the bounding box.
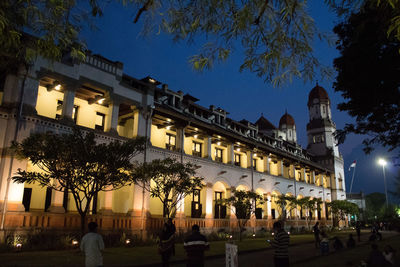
[80,222,105,267]
[271,221,290,267]
[355,221,361,242]
[313,221,321,248]
[159,222,175,267]
[184,224,210,267]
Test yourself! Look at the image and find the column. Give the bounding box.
[61,86,76,121]
[176,127,185,153]
[135,106,153,139]
[48,190,65,213]
[303,169,307,183]
[98,187,113,215]
[205,137,212,159]
[291,165,296,180]
[205,183,213,219]
[22,76,40,115]
[106,100,120,133]
[246,151,252,169]
[266,194,272,219]
[0,158,26,211]
[264,157,269,174]
[312,171,316,185]
[130,184,150,217]
[176,194,185,217]
[227,144,234,165]
[278,159,283,176]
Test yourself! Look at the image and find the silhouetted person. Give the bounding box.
[346,234,356,248]
[367,243,387,267]
[313,221,320,248]
[333,236,344,251]
[271,221,290,267]
[320,232,329,255]
[355,221,361,242]
[184,224,209,267]
[159,220,175,267]
[80,222,105,267]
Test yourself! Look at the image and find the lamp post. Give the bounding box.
[378,158,388,208]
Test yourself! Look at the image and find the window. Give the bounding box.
[166,133,176,151]
[214,191,226,219]
[191,189,202,218]
[215,148,223,162]
[192,142,202,157]
[234,153,241,166]
[22,188,32,212]
[95,112,105,130]
[44,187,52,212]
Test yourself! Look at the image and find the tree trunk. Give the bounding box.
[80,213,87,236]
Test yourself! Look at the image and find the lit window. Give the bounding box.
[215,148,223,162]
[234,153,241,166]
[166,133,176,151]
[95,112,105,131]
[192,142,202,157]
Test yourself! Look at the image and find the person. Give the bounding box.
[383,245,395,266]
[367,243,387,267]
[320,232,329,255]
[355,221,361,242]
[270,221,290,267]
[313,221,321,248]
[333,236,344,251]
[346,234,356,248]
[80,222,105,267]
[165,218,176,255]
[183,224,210,267]
[159,220,175,267]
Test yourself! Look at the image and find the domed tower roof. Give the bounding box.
[279,112,295,128]
[308,84,329,106]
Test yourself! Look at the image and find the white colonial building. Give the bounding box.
[0,52,346,235]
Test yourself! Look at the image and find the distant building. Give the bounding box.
[347,192,366,222]
[0,52,346,235]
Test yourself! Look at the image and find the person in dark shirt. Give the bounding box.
[367,243,388,267]
[333,236,344,251]
[271,221,290,267]
[184,224,209,267]
[159,220,175,267]
[346,234,356,248]
[355,221,361,242]
[313,221,321,248]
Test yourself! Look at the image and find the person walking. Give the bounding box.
[80,222,105,267]
[183,224,209,267]
[355,221,361,242]
[313,221,321,248]
[159,221,175,267]
[271,221,290,267]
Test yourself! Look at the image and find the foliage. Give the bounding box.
[297,197,323,228]
[132,0,336,86]
[327,200,359,225]
[224,190,263,241]
[12,127,146,232]
[275,194,297,220]
[0,0,107,74]
[333,0,400,155]
[131,158,203,218]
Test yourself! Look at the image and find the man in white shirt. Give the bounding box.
[80,222,105,267]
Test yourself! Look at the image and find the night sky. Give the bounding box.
[81,2,399,200]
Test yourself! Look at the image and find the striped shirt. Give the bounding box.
[271,230,290,258]
[184,232,210,263]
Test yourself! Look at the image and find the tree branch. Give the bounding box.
[254,0,269,25]
[134,0,153,23]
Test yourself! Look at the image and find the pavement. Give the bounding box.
[165,231,398,267]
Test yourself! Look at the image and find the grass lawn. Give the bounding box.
[293,234,400,267]
[0,231,356,266]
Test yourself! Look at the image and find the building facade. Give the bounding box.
[0,52,346,235]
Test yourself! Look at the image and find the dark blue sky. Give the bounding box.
[81,2,399,198]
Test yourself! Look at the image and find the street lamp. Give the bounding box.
[378,158,388,208]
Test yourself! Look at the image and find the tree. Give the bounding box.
[365,192,387,221]
[12,127,146,232]
[333,0,400,155]
[327,200,359,226]
[275,195,297,220]
[131,158,203,219]
[0,0,108,75]
[224,190,263,241]
[297,197,323,229]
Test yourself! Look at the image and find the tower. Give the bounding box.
[278,111,297,143]
[307,84,346,200]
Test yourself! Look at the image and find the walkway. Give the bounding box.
[169,231,398,267]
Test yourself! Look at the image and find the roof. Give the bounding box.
[279,112,295,127]
[255,116,277,130]
[308,84,329,106]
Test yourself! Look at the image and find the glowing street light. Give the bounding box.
[378,158,389,208]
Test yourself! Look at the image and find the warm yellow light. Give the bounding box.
[16,243,22,248]
[54,84,61,91]
[148,78,156,83]
[194,135,198,139]
[254,153,257,157]
[125,239,131,244]
[194,128,198,131]
[167,118,171,122]
[166,126,171,130]
[236,148,240,152]
[217,142,221,146]
[72,240,78,245]
[378,158,387,166]
[97,98,106,104]
[217,135,221,139]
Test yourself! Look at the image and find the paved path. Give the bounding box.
[169,231,397,267]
